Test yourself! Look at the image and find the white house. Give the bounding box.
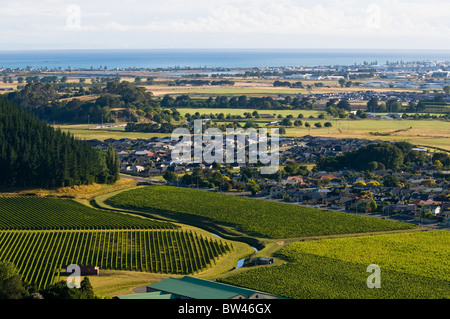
[127,165,145,172]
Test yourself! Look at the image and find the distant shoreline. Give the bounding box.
[1,48,449,70]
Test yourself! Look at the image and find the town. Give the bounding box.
[86,134,450,229]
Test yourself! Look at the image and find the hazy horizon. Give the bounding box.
[1,48,450,52]
[1,0,449,51]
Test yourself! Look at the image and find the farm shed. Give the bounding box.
[247,257,274,266]
[80,266,100,276]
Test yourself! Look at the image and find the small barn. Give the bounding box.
[79,266,100,276]
[247,257,274,266]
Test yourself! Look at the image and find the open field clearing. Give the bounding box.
[148,86,309,96]
[0,177,139,200]
[106,186,416,239]
[143,77,425,97]
[177,107,322,118]
[220,230,450,299]
[55,125,168,140]
[286,119,450,151]
[56,116,450,151]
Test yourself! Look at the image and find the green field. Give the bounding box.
[0,197,175,230]
[56,111,450,151]
[150,87,309,96]
[106,186,416,239]
[285,118,450,150]
[56,125,168,141]
[177,108,322,118]
[0,196,234,289]
[0,229,232,289]
[220,230,450,299]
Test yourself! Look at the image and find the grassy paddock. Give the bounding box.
[0,178,140,200]
[56,115,450,151]
[285,118,450,150]
[177,108,322,118]
[220,230,450,299]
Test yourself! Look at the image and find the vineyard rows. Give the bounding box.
[220,230,450,299]
[0,229,232,289]
[107,186,416,238]
[0,197,175,230]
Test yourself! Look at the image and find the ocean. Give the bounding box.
[0,49,449,70]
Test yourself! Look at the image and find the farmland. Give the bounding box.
[0,197,175,230]
[56,111,450,151]
[0,196,235,290]
[0,229,232,289]
[106,185,416,239]
[177,107,322,118]
[219,230,450,299]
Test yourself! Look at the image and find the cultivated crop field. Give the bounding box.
[0,229,232,289]
[106,186,416,239]
[0,197,175,230]
[220,230,450,299]
[0,196,233,289]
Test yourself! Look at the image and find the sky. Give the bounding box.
[1,0,449,50]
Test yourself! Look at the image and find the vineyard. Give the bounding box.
[107,186,417,238]
[0,197,175,230]
[0,229,232,289]
[220,230,450,299]
[0,196,233,289]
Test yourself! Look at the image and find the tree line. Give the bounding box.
[170,79,235,86]
[0,97,119,188]
[160,94,315,110]
[6,81,180,124]
[0,261,98,299]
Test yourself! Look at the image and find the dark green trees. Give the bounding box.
[106,145,120,184]
[40,277,98,299]
[0,262,28,299]
[0,98,120,188]
[316,142,413,171]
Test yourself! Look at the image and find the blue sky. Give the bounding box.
[1,0,449,50]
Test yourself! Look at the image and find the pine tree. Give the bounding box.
[0,97,116,189]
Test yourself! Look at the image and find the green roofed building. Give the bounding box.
[116,291,177,299]
[115,276,286,299]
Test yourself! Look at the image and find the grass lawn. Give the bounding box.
[56,126,170,141]
[56,114,450,151]
[285,119,450,151]
[0,177,140,200]
[177,108,322,118]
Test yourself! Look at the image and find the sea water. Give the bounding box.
[0,49,449,70]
